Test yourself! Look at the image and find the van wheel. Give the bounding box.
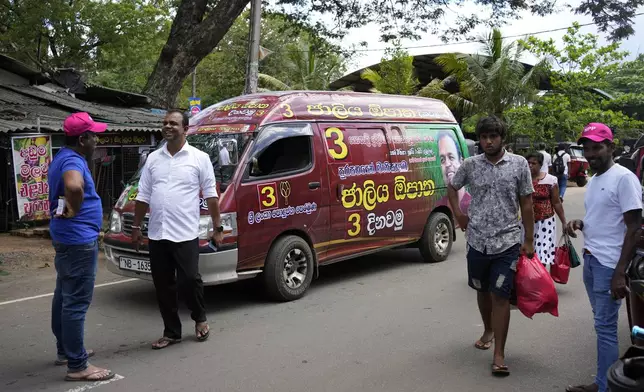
[419,212,453,263]
[575,177,587,187]
[263,235,314,302]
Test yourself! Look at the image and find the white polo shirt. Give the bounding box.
[135,142,218,242]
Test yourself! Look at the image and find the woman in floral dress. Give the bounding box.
[526,152,567,266]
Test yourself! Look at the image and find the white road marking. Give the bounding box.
[0,279,138,306]
[63,374,124,392]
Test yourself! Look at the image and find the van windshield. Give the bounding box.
[187,132,253,189]
[126,133,253,190]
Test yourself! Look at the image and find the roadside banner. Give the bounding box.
[11,135,52,221]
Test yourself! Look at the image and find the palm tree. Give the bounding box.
[418,29,544,122]
[258,42,345,91]
[360,47,419,95]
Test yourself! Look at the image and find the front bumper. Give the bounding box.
[104,240,256,286]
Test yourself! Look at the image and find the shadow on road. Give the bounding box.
[107,247,437,315]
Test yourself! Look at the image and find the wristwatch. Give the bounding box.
[215,225,224,233]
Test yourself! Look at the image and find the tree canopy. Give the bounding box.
[516,23,643,143]
[418,28,543,123]
[2,0,641,107]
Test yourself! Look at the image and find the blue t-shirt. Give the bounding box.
[48,148,103,245]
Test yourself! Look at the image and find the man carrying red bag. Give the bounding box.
[565,123,642,392]
[448,116,535,377]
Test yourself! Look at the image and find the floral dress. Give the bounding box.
[532,174,558,266]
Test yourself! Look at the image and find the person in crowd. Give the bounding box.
[537,142,551,174]
[565,123,642,392]
[132,109,224,349]
[552,144,571,201]
[49,112,114,381]
[448,116,535,377]
[437,131,471,215]
[526,152,566,266]
[219,141,231,166]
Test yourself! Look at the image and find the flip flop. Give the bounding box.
[151,336,182,350]
[65,370,115,382]
[55,349,95,366]
[491,363,510,377]
[196,324,210,342]
[474,338,494,350]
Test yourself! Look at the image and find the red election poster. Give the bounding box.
[11,135,52,221]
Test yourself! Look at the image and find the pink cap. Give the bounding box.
[63,112,107,137]
[578,123,613,144]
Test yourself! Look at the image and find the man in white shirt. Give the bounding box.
[219,141,231,166]
[552,144,571,201]
[565,123,642,392]
[537,143,551,174]
[132,110,224,350]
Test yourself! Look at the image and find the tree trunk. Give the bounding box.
[143,0,250,108]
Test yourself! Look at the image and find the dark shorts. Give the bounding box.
[467,243,520,299]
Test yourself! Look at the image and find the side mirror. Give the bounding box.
[250,157,261,176]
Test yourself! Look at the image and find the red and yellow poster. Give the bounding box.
[11,135,52,221]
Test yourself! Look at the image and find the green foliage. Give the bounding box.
[418,28,543,123]
[606,54,644,94]
[257,41,346,92]
[0,0,170,81]
[511,24,644,143]
[176,12,347,107]
[360,46,418,95]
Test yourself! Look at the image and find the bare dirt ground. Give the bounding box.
[0,234,123,302]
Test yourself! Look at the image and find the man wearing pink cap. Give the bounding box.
[565,123,642,392]
[48,112,114,381]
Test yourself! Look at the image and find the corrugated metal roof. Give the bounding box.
[0,83,163,133]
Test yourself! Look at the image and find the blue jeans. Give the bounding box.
[583,254,621,392]
[558,174,568,199]
[51,240,98,372]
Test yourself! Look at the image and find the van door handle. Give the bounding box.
[308,182,321,190]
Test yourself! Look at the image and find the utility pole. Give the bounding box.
[192,68,197,97]
[244,0,262,95]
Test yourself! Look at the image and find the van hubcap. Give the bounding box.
[434,222,450,254]
[283,249,308,289]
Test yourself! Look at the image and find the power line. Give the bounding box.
[271,12,644,54]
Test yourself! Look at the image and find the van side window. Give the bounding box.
[250,136,312,178]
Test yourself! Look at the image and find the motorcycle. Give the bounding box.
[626,247,644,347]
[607,259,643,391]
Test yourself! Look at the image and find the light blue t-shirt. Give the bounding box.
[583,164,642,269]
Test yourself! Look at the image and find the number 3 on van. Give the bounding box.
[325,127,350,161]
[257,183,278,210]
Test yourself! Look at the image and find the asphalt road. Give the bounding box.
[0,186,634,392]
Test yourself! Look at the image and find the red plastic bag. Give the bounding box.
[515,254,559,319]
[551,238,571,284]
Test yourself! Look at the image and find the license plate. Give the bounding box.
[119,257,151,274]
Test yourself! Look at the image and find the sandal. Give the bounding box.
[474,338,494,350]
[491,363,510,377]
[196,323,210,342]
[151,336,182,350]
[55,349,95,366]
[65,369,115,382]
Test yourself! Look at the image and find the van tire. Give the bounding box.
[263,235,314,302]
[419,212,453,263]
